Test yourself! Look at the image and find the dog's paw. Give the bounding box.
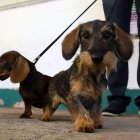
[74,119,94,133]
[94,119,103,129]
[94,124,103,129]
[76,126,95,133]
[20,113,32,119]
[40,115,51,122]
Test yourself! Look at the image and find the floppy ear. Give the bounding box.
[114,23,133,61]
[10,56,30,83]
[62,25,81,60]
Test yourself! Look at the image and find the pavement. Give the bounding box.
[0,108,140,140]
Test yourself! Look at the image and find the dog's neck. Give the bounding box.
[20,61,41,84]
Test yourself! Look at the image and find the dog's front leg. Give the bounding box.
[41,96,58,121]
[67,94,94,133]
[94,110,102,129]
[90,105,103,129]
[20,102,32,118]
[41,105,56,121]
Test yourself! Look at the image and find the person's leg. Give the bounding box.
[135,0,140,111]
[102,0,133,116]
[103,61,131,115]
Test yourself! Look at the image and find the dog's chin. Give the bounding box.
[0,74,10,81]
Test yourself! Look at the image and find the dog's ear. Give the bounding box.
[62,25,81,60]
[114,23,133,61]
[10,56,30,83]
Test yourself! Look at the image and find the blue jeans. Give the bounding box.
[102,0,140,109]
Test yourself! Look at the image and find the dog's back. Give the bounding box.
[19,61,51,108]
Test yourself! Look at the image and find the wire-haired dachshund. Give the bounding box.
[0,51,51,118]
[41,20,133,133]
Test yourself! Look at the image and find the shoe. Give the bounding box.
[102,96,131,117]
[102,109,123,116]
[135,96,140,112]
[102,104,126,117]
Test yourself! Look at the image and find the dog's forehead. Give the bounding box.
[81,20,107,32]
[0,51,19,61]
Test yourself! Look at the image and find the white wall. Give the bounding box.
[128,39,139,88]
[0,0,105,88]
[0,0,138,89]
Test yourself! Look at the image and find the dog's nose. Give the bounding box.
[92,54,103,64]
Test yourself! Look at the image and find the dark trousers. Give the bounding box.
[102,0,140,109]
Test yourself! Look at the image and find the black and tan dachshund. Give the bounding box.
[41,20,133,133]
[0,51,51,118]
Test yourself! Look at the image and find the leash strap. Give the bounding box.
[33,0,98,65]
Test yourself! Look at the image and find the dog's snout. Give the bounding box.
[92,54,103,64]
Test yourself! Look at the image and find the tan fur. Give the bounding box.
[10,56,30,83]
[76,52,94,75]
[52,95,65,108]
[74,115,94,132]
[69,103,95,132]
[76,52,106,77]
[41,20,133,133]
[62,26,80,60]
[41,106,55,121]
[103,51,117,76]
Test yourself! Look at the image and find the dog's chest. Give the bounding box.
[19,84,44,99]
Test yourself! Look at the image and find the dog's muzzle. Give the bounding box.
[0,72,10,81]
[91,54,103,64]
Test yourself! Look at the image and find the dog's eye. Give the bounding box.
[103,31,115,40]
[82,32,90,39]
[0,61,6,66]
